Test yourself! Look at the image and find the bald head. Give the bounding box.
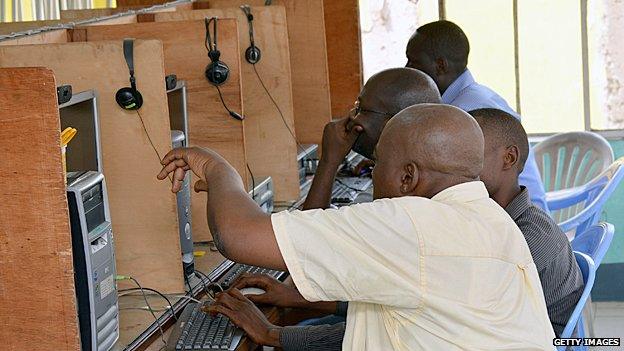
[372,104,484,199]
[350,67,441,159]
[361,67,441,112]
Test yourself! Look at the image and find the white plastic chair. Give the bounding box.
[534,132,614,223]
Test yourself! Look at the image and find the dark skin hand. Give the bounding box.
[203,289,283,347]
[231,273,339,314]
[302,118,362,210]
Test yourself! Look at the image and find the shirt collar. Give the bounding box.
[431,181,489,204]
[504,186,531,221]
[441,69,474,104]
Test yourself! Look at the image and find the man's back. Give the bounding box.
[506,188,584,336]
[272,182,554,350]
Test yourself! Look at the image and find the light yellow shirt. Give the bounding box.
[271,181,554,350]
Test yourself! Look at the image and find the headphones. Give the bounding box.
[116,39,143,110]
[204,17,230,86]
[241,5,261,64]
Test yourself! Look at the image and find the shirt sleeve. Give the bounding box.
[271,198,424,308]
[280,323,346,351]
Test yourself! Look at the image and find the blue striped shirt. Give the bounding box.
[442,69,549,211]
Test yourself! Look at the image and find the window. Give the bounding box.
[0,0,116,22]
[360,0,624,135]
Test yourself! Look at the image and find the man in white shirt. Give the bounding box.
[157,104,554,350]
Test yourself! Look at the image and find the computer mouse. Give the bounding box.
[239,287,266,296]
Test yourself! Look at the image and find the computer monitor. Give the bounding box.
[59,90,102,173]
[167,80,189,143]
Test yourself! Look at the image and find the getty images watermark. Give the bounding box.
[554,338,621,347]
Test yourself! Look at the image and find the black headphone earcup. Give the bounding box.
[205,61,230,86]
[245,46,261,64]
[116,87,143,110]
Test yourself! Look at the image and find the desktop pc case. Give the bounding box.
[60,90,119,351]
[171,130,195,276]
[249,176,274,213]
[67,171,119,351]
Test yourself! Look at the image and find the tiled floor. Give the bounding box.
[591,301,624,350]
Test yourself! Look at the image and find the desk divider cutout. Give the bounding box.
[147,7,300,201]
[0,67,81,351]
[0,41,184,293]
[207,0,333,146]
[75,20,248,242]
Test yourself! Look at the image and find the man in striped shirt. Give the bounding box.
[210,108,583,350]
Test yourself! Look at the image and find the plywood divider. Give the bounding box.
[0,29,70,46]
[208,0,332,145]
[149,7,300,201]
[0,19,64,35]
[324,0,363,118]
[0,67,81,351]
[76,20,247,242]
[0,41,184,293]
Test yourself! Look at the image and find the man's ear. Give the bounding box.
[400,162,419,194]
[503,145,519,171]
[435,57,449,75]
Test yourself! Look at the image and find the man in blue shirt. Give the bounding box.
[405,20,548,211]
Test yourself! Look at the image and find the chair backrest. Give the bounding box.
[559,252,596,339]
[549,158,624,234]
[535,132,613,222]
[571,222,615,267]
[535,131,613,192]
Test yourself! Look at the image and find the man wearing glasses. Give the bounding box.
[302,67,441,210]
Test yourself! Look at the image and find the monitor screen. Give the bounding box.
[59,92,101,173]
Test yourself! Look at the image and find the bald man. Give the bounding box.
[303,67,441,210]
[158,104,554,350]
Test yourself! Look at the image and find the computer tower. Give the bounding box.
[67,171,119,351]
[171,130,195,276]
[248,176,274,213]
[60,90,119,351]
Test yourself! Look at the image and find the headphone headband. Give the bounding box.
[123,38,136,89]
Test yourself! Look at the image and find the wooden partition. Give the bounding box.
[148,7,300,201]
[0,41,184,293]
[0,19,64,35]
[207,0,332,146]
[0,29,69,46]
[60,3,192,21]
[0,67,81,351]
[73,20,247,242]
[324,0,363,117]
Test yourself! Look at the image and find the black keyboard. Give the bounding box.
[217,263,287,290]
[172,302,243,351]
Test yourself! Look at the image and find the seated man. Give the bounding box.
[405,20,549,211]
[158,104,554,350]
[207,109,582,349]
[303,67,441,210]
[470,108,584,336]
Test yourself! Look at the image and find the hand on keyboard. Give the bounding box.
[204,289,282,347]
[230,273,308,308]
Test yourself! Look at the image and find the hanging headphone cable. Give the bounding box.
[252,63,306,153]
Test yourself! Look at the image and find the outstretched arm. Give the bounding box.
[302,118,361,210]
[157,147,286,270]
